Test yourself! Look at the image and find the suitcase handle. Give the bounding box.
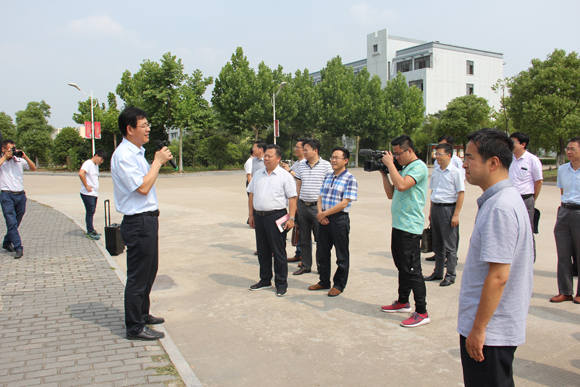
[104,199,111,227]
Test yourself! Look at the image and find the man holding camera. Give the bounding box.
[379,135,430,327]
[0,140,37,259]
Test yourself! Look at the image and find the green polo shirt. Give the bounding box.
[391,159,428,235]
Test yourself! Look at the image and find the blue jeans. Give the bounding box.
[1,191,27,251]
[80,194,98,234]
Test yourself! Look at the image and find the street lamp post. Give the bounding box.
[68,83,96,155]
[272,82,287,145]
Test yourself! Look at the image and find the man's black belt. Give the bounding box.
[254,209,285,216]
[432,202,456,207]
[1,190,24,195]
[521,194,534,200]
[562,202,580,211]
[328,211,348,218]
[124,210,160,218]
[300,199,317,207]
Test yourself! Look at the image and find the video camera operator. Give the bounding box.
[0,140,37,259]
[378,135,430,327]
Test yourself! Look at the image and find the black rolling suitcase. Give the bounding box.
[104,199,125,256]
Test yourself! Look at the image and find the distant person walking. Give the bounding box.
[79,149,107,240]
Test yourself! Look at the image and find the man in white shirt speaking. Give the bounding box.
[79,149,107,240]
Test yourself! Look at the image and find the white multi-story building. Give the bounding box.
[311,28,504,115]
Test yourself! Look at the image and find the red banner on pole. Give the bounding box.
[94,122,101,139]
[84,122,91,139]
[274,120,279,137]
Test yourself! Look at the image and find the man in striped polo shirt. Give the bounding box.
[308,147,357,296]
[294,139,333,275]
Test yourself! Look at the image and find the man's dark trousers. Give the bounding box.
[0,191,27,251]
[316,212,350,291]
[254,209,288,292]
[121,212,159,336]
[554,206,580,296]
[431,204,458,280]
[391,228,427,314]
[297,200,319,271]
[460,335,516,387]
[80,193,98,234]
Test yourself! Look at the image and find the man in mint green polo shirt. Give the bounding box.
[379,135,430,327]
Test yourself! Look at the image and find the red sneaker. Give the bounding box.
[401,312,430,327]
[380,301,412,313]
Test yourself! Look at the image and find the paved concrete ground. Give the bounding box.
[21,169,580,387]
[0,200,185,386]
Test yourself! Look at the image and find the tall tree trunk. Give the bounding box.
[179,128,183,173]
[557,136,567,166]
[355,136,360,167]
[113,133,117,149]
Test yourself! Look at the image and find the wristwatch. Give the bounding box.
[289,217,295,221]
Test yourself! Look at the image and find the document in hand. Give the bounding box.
[276,214,290,233]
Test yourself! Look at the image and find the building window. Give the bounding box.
[373,44,378,53]
[414,56,430,69]
[467,60,474,75]
[396,59,413,73]
[466,84,474,95]
[409,80,424,91]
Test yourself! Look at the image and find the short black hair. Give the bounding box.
[297,137,310,147]
[466,128,513,169]
[569,137,580,147]
[118,107,147,137]
[435,143,453,155]
[254,141,267,153]
[391,135,414,152]
[304,139,321,153]
[510,132,530,149]
[438,135,455,146]
[2,139,15,148]
[266,144,282,158]
[332,146,350,160]
[95,149,107,159]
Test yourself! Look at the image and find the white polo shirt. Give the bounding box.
[508,151,543,195]
[0,157,30,191]
[429,163,465,204]
[247,165,297,211]
[244,157,253,175]
[80,159,99,197]
[111,138,158,216]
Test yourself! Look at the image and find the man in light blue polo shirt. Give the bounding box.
[551,137,580,304]
[379,135,430,328]
[111,107,173,341]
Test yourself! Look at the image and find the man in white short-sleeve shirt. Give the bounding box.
[79,149,107,240]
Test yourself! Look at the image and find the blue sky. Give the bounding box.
[1,0,579,130]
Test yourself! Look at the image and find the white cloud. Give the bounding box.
[350,2,397,26]
[67,14,139,40]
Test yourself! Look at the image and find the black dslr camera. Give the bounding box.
[359,149,402,174]
[2,146,23,158]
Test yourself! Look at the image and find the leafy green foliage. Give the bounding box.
[15,100,54,165]
[437,95,491,147]
[52,127,85,165]
[196,135,241,169]
[0,112,17,141]
[509,49,580,164]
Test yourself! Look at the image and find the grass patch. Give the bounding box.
[150,354,185,387]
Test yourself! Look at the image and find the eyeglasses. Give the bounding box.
[330,156,345,161]
[392,149,409,158]
[565,147,579,152]
[434,153,448,157]
[294,146,303,149]
[136,122,151,129]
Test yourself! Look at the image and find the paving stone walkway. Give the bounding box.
[0,200,185,387]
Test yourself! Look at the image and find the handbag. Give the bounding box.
[291,224,300,246]
[421,225,432,253]
[533,208,540,234]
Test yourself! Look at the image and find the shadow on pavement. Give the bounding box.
[528,305,580,324]
[68,302,126,338]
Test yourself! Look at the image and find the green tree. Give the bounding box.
[15,100,54,165]
[0,112,17,141]
[491,78,513,134]
[283,69,320,147]
[52,127,85,165]
[437,95,491,148]
[412,114,440,162]
[383,72,425,140]
[196,135,240,169]
[509,49,580,164]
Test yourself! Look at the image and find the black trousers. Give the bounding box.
[121,213,159,336]
[391,228,427,314]
[297,200,319,271]
[254,209,288,291]
[460,335,517,387]
[316,212,350,291]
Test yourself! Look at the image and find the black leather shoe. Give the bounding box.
[144,315,165,325]
[14,250,23,259]
[293,267,311,275]
[3,244,15,252]
[425,255,436,261]
[249,282,272,291]
[127,326,165,340]
[424,273,443,281]
[440,279,455,286]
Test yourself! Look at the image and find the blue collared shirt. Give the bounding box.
[429,163,465,204]
[557,162,580,205]
[111,138,158,216]
[319,169,358,213]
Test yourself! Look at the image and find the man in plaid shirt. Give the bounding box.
[307,147,358,297]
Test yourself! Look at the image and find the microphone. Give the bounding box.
[155,140,178,170]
